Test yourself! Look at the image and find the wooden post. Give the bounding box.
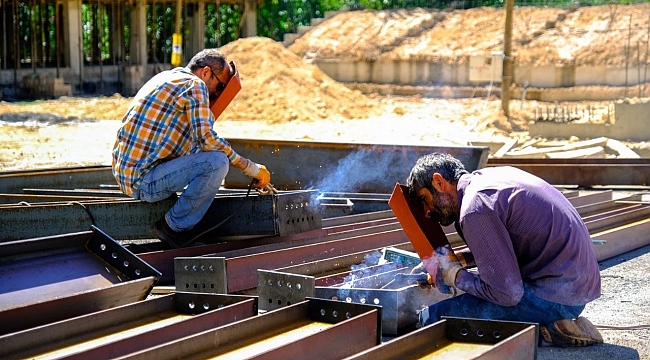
[501,0,514,118]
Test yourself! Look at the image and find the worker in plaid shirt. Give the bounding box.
[112,48,270,248]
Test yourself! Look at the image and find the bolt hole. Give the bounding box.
[460,328,469,336]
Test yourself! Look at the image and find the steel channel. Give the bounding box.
[223,138,489,192]
[116,298,381,360]
[584,204,650,233]
[592,217,650,261]
[0,292,257,360]
[344,317,537,360]
[487,160,650,186]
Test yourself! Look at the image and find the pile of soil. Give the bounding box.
[219,36,381,123]
[290,4,650,66]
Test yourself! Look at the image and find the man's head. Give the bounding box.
[406,153,468,226]
[187,49,232,102]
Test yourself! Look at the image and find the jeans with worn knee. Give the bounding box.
[133,151,229,232]
[419,283,585,329]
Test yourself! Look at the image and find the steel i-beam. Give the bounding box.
[0,226,161,335]
[0,292,258,360]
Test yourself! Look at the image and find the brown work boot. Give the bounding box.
[151,218,192,249]
[540,317,604,348]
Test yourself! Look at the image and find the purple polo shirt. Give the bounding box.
[454,166,601,307]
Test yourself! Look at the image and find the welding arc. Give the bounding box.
[181,180,256,247]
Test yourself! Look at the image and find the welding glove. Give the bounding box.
[240,160,271,189]
[436,244,464,288]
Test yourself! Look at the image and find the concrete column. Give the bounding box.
[108,4,123,63]
[242,0,257,37]
[130,0,148,66]
[62,0,83,83]
[188,1,205,56]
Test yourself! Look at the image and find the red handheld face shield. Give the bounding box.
[209,60,242,119]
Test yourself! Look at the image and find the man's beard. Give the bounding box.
[430,191,457,226]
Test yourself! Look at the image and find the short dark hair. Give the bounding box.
[406,153,468,196]
[187,48,229,74]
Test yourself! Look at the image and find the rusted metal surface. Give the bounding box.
[224,138,490,192]
[117,298,382,360]
[487,158,650,186]
[0,190,322,242]
[0,227,160,335]
[0,292,258,360]
[0,165,115,193]
[344,317,537,360]
[140,216,402,283]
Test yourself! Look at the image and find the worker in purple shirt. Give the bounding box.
[407,152,603,348]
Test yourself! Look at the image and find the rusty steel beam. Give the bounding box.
[0,292,257,360]
[345,317,538,360]
[117,298,382,360]
[140,216,402,283]
[224,138,489,193]
[0,190,321,242]
[0,166,115,193]
[487,158,650,187]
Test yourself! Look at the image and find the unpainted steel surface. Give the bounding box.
[0,226,160,335]
[487,158,650,186]
[0,189,322,241]
[344,317,538,360]
[0,292,258,360]
[114,298,382,360]
[223,138,490,192]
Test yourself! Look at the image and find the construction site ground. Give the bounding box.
[1,5,649,359]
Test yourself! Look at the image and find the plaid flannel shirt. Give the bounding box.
[112,67,246,195]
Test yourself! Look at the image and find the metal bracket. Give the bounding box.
[257,269,315,311]
[174,257,227,294]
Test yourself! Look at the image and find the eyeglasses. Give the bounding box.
[209,68,228,92]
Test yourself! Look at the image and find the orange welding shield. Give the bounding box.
[209,61,241,119]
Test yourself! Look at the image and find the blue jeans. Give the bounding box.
[133,151,229,232]
[419,283,585,329]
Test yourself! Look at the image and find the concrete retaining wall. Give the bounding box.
[315,58,649,89]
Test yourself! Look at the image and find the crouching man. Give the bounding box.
[408,152,603,347]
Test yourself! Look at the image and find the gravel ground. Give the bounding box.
[538,244,650,360]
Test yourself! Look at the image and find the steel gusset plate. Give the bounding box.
[0,189,322,242]
[116,298,382,360]
[345,317,538,360]
[0,292,258,360]
[174,257,227,294]
[0,226,161,336]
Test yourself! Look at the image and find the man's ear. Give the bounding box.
[431,173,446,192]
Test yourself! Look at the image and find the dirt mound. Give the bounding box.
[289,4,650,67]
[289,8,438,61]
[219,36,381,123]
[517,3,650,66]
